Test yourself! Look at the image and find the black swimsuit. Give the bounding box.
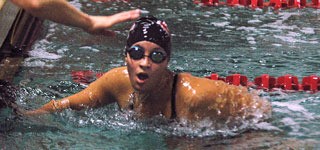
[170,73,178,119]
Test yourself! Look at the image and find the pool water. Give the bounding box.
[2,0,320,149]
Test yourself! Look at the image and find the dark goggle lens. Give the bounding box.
[150,51,165,63]
[127,46,166,63]
[128,46,144,60]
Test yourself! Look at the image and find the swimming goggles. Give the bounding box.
[126,46,167,64]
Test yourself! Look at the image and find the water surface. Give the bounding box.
[1,0,320,149]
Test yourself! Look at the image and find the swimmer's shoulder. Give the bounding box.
[91,66,130,89]
[100,66,129,80]
[175,73,219,119]
[175,72,231,104]
[176,72,226,91]
[175,73,211,102]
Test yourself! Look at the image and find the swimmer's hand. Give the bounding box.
[85,9,141,36]
[10,103,63,128]
[13,99,70,116]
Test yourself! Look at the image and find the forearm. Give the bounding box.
[23,69,122,116]
[24,93,99,116]
[24,99,70,116]
[11,0,92,30]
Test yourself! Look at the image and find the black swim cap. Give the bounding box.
[126,16,171,57]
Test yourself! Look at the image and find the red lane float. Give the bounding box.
[276,74,300,90]
[71,70,102,85]
[207,73,320,92]
[92,0,320,9]
[302,75,320,91]
[254,74,276,90]
[91,0,130,2]
[194,0,320,9]
[71,70,320,92]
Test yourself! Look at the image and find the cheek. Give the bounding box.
[125,56,129,64]
[125,57,134,68]
[125,57,133,74]
[126,58,140,82]
[151,63,168,76]
[126,62,134,75]
[159,61,169,69]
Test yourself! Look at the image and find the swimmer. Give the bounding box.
[10,0,141,36]
[22,16,271,123]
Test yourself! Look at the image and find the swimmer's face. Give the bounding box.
[126,41,169,92]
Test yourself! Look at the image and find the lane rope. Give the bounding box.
[194,0,320,9]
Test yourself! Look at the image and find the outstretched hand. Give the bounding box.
[85,9,141,36]
[11,103,51,116]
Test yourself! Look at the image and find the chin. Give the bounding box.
[132,83,143,91]
[133,84,151,93]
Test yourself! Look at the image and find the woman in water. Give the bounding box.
[23,16,271,124]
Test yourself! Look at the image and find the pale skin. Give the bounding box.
[24,41,271,122]
[10,0,141,36]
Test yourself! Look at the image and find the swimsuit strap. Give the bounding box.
[170,73,178,119]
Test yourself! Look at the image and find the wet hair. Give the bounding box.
[126,16,171,57]
[0,80,17,109]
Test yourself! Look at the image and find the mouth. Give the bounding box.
[137,72,149,82]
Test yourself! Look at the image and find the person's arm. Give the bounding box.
[23,67,130,116]
[176,74,272,121]
[22,79,109,116]
[10,0,140,36]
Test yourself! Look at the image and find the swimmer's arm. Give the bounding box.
[24,71,124,116]
[180,77,271,120]
[10,0,140,35]
[23,98,70,116]
[23,83,108,116]
[24,67,128,116]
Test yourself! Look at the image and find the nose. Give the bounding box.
[139,55,151,68]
